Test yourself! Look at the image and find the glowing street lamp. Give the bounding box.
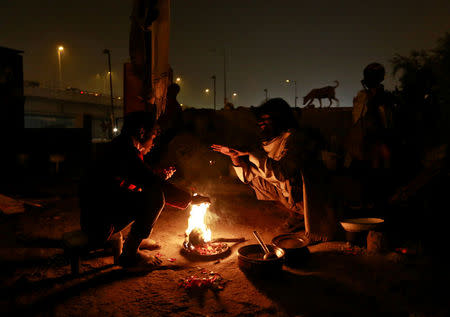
[231,92,238,106]
[176,77,181,83]
[57,46,64,88]
[285,79,298,107]
[205,88,210,93]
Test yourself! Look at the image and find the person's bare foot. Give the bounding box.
[118,250,162,269]
[139,238,161,250]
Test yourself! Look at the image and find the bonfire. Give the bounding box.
[182,202,229,259]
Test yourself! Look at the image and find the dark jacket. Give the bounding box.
[80,134,191,212]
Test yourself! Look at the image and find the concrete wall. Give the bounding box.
[4,101,353,188]
[300,107,353,152]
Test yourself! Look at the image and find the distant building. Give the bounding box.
[0,46,24,129]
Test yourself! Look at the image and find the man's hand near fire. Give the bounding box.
[162,166,176,180]
[153,166,176,180]
[190,194,211,205]
[210,144,248,167]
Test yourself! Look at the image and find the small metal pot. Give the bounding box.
[237,244,285,275]
[271,233,310,267]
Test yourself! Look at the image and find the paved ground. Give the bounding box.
[0,178,448,317]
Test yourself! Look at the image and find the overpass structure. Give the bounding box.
[24,86,123,140]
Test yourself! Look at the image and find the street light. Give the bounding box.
[176,77,181,83]
[231,92,238,105]
[209,48,228,107]
[211,75,217,110]
[57,46,64,88]
[223,49,228,107]
[285,79,298,107]
[204,88,212,109]
[103,49,115,137]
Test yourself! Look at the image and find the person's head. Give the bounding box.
[362,63,385,89]
[253,98,299,141]
[121,111,159,155]
[167,83,180,99]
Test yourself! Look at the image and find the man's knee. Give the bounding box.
[144,186,165,212]
[129,188,165,240]
[250,177,280,201]
[138,186,165,225]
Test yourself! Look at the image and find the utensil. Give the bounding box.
[271,232,310,266]
[339,218,384,232]
[237,244,285,275]
[340,218,385,246]
[252,230,278,260]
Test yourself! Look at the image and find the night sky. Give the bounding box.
[1,0,449,109]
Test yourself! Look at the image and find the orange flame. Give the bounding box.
[185,202,212,243]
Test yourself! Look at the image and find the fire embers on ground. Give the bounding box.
[178,268,228,291]
[184,240,229,257]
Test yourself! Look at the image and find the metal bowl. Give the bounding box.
[237,244,285,274]
[271,233,310,266]
[340,218,384,233]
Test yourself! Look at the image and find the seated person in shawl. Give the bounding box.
[79,111,209,269]
[212,98,335,239]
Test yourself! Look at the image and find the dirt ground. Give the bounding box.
[0,176,448,317]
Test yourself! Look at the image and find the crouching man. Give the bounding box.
[212,98,336,241]
[79,111,209,269]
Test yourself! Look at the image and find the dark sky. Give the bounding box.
[1,0,449,108]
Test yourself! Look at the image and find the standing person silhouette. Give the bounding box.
[348,63,395,209]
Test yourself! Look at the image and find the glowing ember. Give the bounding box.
[188,242,229,255]
[185,203,212,246]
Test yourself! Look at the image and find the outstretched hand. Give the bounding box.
[210,144,248,158]
[153,166,176,180]
[162,166,176,180]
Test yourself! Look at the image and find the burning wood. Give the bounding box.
[182,201,230,259]
[187,228,207,247]
[185,202,211,246]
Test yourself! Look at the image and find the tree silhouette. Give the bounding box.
[391,32,450,147]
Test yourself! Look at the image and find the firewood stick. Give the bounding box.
[20,200,44,208]
[211,237,246,243]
